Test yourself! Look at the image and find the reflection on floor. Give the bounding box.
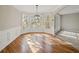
[0,32,79,53]
[57,31,79,50]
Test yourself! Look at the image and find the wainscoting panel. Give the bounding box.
[0,26,21,51]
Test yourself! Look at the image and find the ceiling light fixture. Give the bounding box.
[34,5,40,21]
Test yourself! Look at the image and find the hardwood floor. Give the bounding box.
[0,32,79,53]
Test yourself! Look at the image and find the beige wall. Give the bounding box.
[0,5,21,31]
[61,13,79,33]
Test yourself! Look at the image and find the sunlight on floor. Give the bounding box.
[22,33,53,52]
[59,31,78,39]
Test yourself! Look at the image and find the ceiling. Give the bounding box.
[13,5,63,13]
[12,5,79,15]
[59,5,79,15]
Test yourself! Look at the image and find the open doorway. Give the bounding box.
[55,5,79,49]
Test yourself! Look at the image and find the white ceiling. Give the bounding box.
[12,5,79,15]
[13,5,63,13]
[59,5,79,15]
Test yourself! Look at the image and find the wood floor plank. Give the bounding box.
[0,32,79,53]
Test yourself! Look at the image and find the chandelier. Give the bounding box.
[31,5,41,27]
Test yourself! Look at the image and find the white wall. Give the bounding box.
[0,5,21,30]
[61,13,79,33]
[0,6,21,51]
